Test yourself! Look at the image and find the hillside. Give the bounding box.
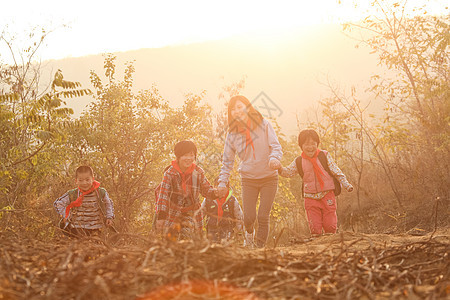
[43,24,382,136]
[1,229,448,299]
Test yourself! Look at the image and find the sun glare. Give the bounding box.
[0,0,448,61]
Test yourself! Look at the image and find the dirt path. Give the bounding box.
[277,228,450,255]
[0,229,448,299]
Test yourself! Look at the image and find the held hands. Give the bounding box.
[269,158,282,170]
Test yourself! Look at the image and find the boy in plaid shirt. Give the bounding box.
[155,140,216,240]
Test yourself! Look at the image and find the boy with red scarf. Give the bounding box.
[54,166,114,236]
[278,129,353,237]
[200,179,244,243]
[155,140,216,240]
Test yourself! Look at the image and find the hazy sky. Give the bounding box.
[1,0,447,62]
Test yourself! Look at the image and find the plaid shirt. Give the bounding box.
[156,165,215,230]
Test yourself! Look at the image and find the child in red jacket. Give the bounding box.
[278,129,353,237]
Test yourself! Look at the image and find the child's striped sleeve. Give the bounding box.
[53,192,70,217]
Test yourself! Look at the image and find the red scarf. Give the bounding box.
[171,160,196,195]
[216,189,229,222]
[65,180,101,218]
[237,119,256,159]
[301,149,325,189]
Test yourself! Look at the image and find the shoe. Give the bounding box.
[243,229,255,248]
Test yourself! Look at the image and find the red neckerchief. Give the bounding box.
[171,160,196,195]
[301,149,325,189]
[65,180,101,218]
[237,119,256,159]
[216,189,229,222]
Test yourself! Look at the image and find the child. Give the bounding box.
[200,179,244,243]
[54,165,115,237]
[278,129,353,237]
[155,140,216,241]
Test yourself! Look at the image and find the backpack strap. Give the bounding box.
[95,188,118,232]
[95,187,107,218]
[295,156,304,178]
[68,187,106,203]
[317,151,330,173]
[295,157,305,196]
[67,188,79,203]
[295,152,330,177]
[317,151,342,196]
[294,151,342,196]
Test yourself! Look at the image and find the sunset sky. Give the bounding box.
[1,0,448,137]
[1,0,447,62]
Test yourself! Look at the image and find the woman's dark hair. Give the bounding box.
[298,129,320,148]
[227,95,263,132]
[75,165,94,177]
[174,140,197,159]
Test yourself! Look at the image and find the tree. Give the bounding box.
[316,83,369,209]
[344,0,450,202]
[70,54,215,231]
[0,27,90,208]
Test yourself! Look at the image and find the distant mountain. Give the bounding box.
[45,24,381,136]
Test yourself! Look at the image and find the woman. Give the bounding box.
[217,95,282,247]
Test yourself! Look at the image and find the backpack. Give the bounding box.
[295,151,341,196]
[205,197,236,232]
[68,187,108,217]
[64,187,118,233]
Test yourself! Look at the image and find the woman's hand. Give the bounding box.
[269,158,281,170]
[347,185,354,192]
[106,219,113,226]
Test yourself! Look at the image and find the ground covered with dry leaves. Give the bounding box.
[0,229,449,300]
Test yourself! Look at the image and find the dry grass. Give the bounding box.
[0,228,448,300]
